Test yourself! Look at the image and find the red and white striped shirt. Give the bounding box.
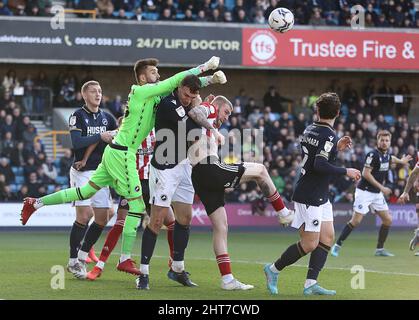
[136,129,155,180]
[416,151,419,168]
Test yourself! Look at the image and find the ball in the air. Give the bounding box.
[268,8,294,33]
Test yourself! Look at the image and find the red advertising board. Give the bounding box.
[242,28,419,71]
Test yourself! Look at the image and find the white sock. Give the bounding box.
[34,199,44,209]
[140,264,149,275]
[172,260,184,273]
[222,274,234,284]
[120,254,131,263]
[78,250,88,262]
[304,279,317,289]
[269,263,280,274]
[69,258,78,266]
[96,261,105,270]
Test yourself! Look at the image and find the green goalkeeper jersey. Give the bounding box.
[115,68,202,151]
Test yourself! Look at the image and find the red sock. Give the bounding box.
[216,254,232,276]
[166,220,175,259]
[268,191,285,211]
[98,219,124,263]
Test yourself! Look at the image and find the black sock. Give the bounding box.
[80,222,104,253]
[173,221,190,262]
[307,242,331,280]
[336,222,354,246]
[69,221,86,259]
[141,226,157,265]
[274,242,307,271]
[377,225,390,249]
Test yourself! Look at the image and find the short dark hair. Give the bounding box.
[315,92,341,119]
[133,58,159,84]
[180,75,201,94]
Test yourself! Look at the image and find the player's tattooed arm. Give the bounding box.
[188,105,213,132]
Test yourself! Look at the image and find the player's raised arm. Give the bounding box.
[135,56,221,100]
[398,166,419,203]
[391,154,413,165]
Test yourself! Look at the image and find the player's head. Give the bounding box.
[81,81,102,108]
[377,130,391,151]
[177,75,200,107]
[134,58,159,85]
[212,96,233,127]
[315,92,341,120]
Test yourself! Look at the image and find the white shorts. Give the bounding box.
[69,167,112,208]
[353,188,389,215]
[149,163,194,207]
[291,201,334,233]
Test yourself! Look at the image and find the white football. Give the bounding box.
[268,7,294,33]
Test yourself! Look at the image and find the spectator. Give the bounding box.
[10,141,27,167]
[97,0,114,17]
[0,114,16,139]
[22,124,37,151]
[114,0,136,12]
[17,185,29,201]
[59,149,73,176]
[2,69,19,93]
[42,157,58,181]
[1,132,14,158]
[223,10,233,22]
[132,7,144,21]
[0,157,15,184]
[235,8,250,23]
[263,86,293,114]
[184,8,194,21]
[26,172,45,197]
[0,0,12,15]
[253,8,266,24]
[22,74,34,113]
[309,9,326,26]
[196,9,207,21]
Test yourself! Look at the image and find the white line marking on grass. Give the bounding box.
[112,252,419,278]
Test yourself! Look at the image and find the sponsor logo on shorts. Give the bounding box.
[120,199,128,206]
[312,219,319,226]
[224,182,231,187]
[161,195,167,201]
[358,204,363,209]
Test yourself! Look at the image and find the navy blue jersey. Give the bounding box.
[357,149,391,193]
[292,122,344,206]
[151,91,200,170]
[69,106,117,171]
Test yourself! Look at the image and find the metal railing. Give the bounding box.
[64,9,97,19]
[34,130,70,160]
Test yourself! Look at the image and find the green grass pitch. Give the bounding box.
[0,230,418,300]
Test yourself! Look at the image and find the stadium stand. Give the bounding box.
[0,67,417,207]
[0,0,418,28]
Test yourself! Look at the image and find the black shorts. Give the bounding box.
[191,156,245,215]
[118,179,150,214]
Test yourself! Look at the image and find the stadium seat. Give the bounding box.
[53,159,61,169]
[11,166,24,175]
[143,12,159,20]
[15,176,25,184]
[176,13,185,20]
[55,176,69,185]
[47,184,56,194]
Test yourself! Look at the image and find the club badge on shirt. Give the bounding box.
[176,106,186,117]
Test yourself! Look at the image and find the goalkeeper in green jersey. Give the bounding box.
[20,56,224,277]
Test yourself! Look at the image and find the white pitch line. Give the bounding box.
[112,252,419,278]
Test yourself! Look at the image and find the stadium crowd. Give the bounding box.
[0,68,417,210]
[0,0,418,28]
